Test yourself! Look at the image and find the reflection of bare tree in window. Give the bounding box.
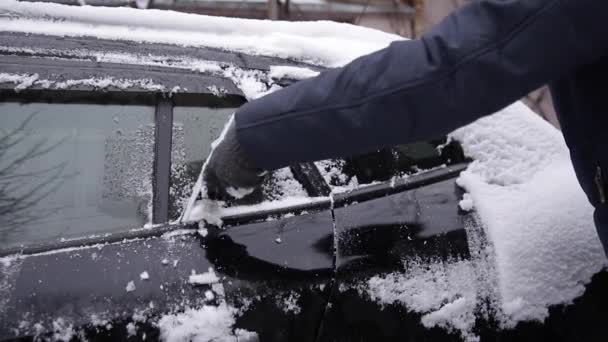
[0,111,70,243]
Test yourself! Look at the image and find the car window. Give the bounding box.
[0,102,155,248]
[169,106,235,220]
[316,139,466,193]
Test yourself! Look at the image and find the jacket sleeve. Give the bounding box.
[235,0,608,170]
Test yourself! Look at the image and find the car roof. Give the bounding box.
[0,0,399,98]
[0,31,318,100]
[0,0,400,67]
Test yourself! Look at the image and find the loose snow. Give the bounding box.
[0,72,169,92]
[157,304,257,342]
[367,258,479,341]
[0,73,39,91]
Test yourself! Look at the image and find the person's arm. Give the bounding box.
[235,0,608,170]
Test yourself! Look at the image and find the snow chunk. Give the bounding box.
[223,67,267,100]
[126,322,137,337]
[225,186,256,199]
[157,304,257,342]
[459,193,474,212]
[269,65,320,80]
[140,271,150,280]
[281,293,301,315]
[126,281,136,292]
[189,268,220,285]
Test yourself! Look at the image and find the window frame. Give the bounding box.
[0,88,245,255]
[0,86,471,256]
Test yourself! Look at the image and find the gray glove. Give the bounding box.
[203,119,267,201]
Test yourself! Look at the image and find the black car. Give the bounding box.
[1,3,607,341]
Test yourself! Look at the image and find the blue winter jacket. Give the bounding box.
[235,0,608,254]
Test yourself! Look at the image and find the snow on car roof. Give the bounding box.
[0,0,400,68]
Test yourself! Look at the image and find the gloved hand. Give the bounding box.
[203,118,267,201]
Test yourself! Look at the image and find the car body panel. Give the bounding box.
[0,167,470,339]
[335,178,469,272]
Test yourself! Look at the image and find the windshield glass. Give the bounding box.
[0,102,155,249]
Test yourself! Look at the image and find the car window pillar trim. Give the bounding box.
[153,97,173,224]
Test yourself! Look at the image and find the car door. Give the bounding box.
[0,32,338,341]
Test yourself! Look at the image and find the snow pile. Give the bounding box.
[366,102,607,340]
[157,304,257,342]
[451,102,607,325]
[0,0,400,68]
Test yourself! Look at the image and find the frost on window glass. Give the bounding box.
[170,106,309,219]
[170,107,234,220]
[0,102,155,248]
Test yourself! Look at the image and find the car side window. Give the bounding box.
[0,102,155,248]
[169,106,234,220]
[316,139,466,193]
[169,105,311,218]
